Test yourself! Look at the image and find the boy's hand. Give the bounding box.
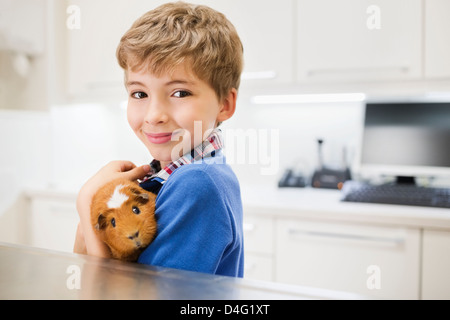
[78,161,151,201]
[75,161,151,257]
[79,161,150,200]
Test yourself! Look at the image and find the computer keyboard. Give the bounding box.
[341,181,450,209]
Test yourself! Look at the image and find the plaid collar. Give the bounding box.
[139,128,224,194]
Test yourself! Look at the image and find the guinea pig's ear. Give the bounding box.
[95,213,108,230]
[130,187,149,204]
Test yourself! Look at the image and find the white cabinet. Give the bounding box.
[244,254,274,282]
[66,0,296,99]
[243,214,275,281]
[28,194,79,253]
[64,0,450,100]
[422,229,450,300]
[425,0,450,79]
[195,0,295,85]
[275,219,421,299]
[67,0,295,99]
[66,0,167,99]
[296,0,422,83]
[241,188,450,299]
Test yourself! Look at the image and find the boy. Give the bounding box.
[73,1,244,277]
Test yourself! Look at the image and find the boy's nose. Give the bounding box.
[144,98,169,125]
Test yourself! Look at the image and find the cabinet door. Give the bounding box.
[244,253,274,282]
[30,197,79,253]
[422,230,450,299]
[425,0,450,79]
[243,214,275,281]
[183,0,295,84]
[275,219,420,299]
[243,214,274,255]
[296,0,422,83]
[67,0,167,98]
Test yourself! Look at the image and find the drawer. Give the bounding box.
[275,219,420,299]
[243,215,274,255]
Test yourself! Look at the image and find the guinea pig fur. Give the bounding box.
[90,178,157,262]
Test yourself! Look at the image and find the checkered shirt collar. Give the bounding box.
[141,128,224,185]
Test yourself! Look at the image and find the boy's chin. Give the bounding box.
[147,150,172,163]
[145,136,195,162]
[147,146,182,164]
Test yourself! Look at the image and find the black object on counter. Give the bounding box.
[278,168,306,188]
[311,138,352,190]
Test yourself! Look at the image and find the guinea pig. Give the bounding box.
[90,178,157,262]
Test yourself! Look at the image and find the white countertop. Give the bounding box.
[240,185,450,230]
[0,242,368,300]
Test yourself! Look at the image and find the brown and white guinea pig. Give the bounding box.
[90,178,157,262]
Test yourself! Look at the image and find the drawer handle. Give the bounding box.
[243,223,255,232]
[306,65,410,77]
[287,228,405,246]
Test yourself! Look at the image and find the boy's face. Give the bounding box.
[126,63,234,166]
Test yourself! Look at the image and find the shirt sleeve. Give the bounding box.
[137,165,234,274]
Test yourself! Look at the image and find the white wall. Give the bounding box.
[223,97,364,186]
[0,98,363,211]
[49,103,150,191]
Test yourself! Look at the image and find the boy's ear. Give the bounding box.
[216,88,237,124]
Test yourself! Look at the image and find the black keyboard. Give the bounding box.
[341,181,450,209]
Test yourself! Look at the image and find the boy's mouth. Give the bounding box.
[145,132,173,144]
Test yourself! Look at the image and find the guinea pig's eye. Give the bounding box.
[132,206,140,215]
[111,218,116,228]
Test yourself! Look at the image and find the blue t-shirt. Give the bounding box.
[137,155,244,277]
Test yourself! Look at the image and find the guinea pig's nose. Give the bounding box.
[128,231,139,240]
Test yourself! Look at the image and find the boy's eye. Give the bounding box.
[131,91,148,99]
[172,90,191,98]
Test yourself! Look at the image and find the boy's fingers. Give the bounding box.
[119,161,137,172]
[122,164,151,181]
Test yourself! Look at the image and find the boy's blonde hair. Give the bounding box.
[117,1,244,102]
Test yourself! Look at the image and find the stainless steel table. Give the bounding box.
[0,242,365,300]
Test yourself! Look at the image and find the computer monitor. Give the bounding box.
[358,101,450,184]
